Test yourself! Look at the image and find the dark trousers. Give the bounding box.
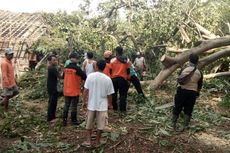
[112,77,129,112]
[29,61,37,71]
[63,96,79,122]
[173,87,197,117]
[47,91,58,121]
[130,75,144,95]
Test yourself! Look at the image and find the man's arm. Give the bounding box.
[107,95,112,106]
[83,88,89,107]
[93,61,97,72]
[143,58,146,69]
[1,63,10,87]
[82,60,86,72]
[198,71,203,91]
[76,66,87,80]
[126,62,130,75]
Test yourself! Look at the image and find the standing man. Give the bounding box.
[83,60,114,147]
[63,52,86,126]
[134,52,146,81]
[129,64,145,97]
[82,52,96,76]
[110,46,130,115]
[47,54,59,122]
[172,54,203,131]
[1,48,19,111]
[103,50,113,78]
[103,50,113,109]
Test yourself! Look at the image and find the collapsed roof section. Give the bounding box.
[0,10,47,58]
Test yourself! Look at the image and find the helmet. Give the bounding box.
[103,50,112,58]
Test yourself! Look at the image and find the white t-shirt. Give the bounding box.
[84,72,114,111]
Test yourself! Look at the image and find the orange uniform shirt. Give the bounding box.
[110,58,130,80]
[103,63,111,77]
[63,63,87,97]
[63,68,81,96]
[1,58,16,88]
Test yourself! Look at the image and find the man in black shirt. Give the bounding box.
[47,55,59,122]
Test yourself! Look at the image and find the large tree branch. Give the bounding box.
[204,72,230,79]
[150,36,230,90]
[198,47,230,69]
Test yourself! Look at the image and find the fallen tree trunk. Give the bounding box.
[150,36,230,90]
[198,47,230,69]
[204,72,230,79]
[166,47,189,53]
[160,55,177,68]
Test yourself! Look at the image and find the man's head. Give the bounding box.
[5,48,14,60]
[96,59,106,72]
[189,53,199,65]
[48,55,58,66]
[115,46,123,56]
[69,52,78,63]
[87,52,94,59]
[136,52,141,58]
[103,50,112,60]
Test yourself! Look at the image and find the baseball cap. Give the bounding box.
[136,52,140,56]
[5,48,14,55]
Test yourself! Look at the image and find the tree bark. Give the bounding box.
[166,47,189,53]
[150,36,230,90]
[194,22,217,39]
[35,54,49,70]
[204,72,230,79]
[160,55,177,68]
[198,47,230,69]
[179,25,191,43]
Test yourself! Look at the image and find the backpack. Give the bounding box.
[177,66,196,85]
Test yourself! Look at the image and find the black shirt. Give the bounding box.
[47,65,58,94]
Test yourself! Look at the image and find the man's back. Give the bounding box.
[85,72,114,111]
[110,57,130,79]
[180,66,202,92]
[64,63,82,97]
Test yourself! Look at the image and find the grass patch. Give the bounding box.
[219,95,230,109]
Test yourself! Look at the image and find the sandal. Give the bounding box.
[81,141,92,148]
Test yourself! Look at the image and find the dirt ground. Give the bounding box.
[0,89,230,153]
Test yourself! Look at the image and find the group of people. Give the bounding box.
[0,47,203,147]
[46,46,146,146]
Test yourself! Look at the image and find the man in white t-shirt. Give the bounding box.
[82,60,114,147]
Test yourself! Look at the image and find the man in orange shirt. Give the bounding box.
[1,48,19,111]
[110,47,130,115]
[63,52,86,126]
[103,50,113,78]
[103,50,113,109]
